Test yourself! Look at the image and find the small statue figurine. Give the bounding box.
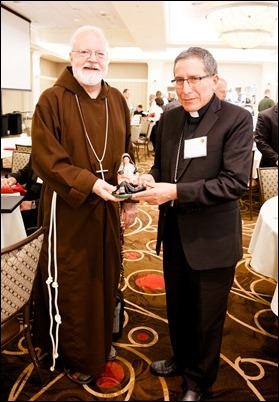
[112,153,146,198]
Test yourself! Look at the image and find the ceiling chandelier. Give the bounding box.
[206,2,278,49]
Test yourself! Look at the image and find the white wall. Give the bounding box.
[147,60,278,117]
[1,57,277,119]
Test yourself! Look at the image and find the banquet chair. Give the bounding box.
[239,150,260,220]
[15,144,32,153]
[131,114,141,125]
[131,124,142,142]
[131,124,142,162]
[140,116,149,136]
[133,121,155,162]
[257,167,278,206]
[11,150,31,173]
[1,227,45,386]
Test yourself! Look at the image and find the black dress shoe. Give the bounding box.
[150,358,181,377]
[178,390,203,401]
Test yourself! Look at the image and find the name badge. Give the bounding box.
[184,136,207,159]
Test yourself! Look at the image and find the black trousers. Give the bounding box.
[162,208,235,392]
[150,122,158,151]
[21,209,38,232]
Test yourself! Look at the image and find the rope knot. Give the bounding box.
[55,314,62,324]
[46,276,53,284]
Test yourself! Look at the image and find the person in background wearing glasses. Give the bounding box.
[132,47,253,401]
[31,25,137,385]
[214,77,228,101]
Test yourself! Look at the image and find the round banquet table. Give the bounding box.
[1,194,27,249]
[248,196,278,315]
[252,148,262,179]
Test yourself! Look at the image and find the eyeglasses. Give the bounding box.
[71,50,108,60]
[171,75,211,88]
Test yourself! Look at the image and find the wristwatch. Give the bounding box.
[31,200,36,209]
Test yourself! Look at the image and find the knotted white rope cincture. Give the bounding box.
[46,191,62,371]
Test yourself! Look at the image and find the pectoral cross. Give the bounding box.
[96,161,108,180]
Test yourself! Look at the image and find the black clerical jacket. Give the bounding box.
[151,95,254,270]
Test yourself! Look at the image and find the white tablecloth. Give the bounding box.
[1,194,27,249]
[252,149,262,179]
[248,196,278,315]
[1,135,32,159]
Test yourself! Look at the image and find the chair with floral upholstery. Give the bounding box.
[257,166,278,206]
[11,150,31,173]
[1,227,45,386]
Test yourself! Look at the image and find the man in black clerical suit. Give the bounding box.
[132,47,253,401]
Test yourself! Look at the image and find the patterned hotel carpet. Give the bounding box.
[1,157,278,401]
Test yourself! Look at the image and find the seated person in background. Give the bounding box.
[134,104,145,116]
[254,103,278,167]
[1,155,42,231]
[113,153,145,196]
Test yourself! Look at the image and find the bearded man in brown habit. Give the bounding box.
[31,25,136,384]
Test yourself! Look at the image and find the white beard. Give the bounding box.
[72,65,107,86]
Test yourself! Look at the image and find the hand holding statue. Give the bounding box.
[112,153,146,198]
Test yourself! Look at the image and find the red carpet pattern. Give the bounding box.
[1,157,278,401]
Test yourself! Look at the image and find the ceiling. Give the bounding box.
[1,1,278,64]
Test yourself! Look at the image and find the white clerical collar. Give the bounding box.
[190,111,199,118]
